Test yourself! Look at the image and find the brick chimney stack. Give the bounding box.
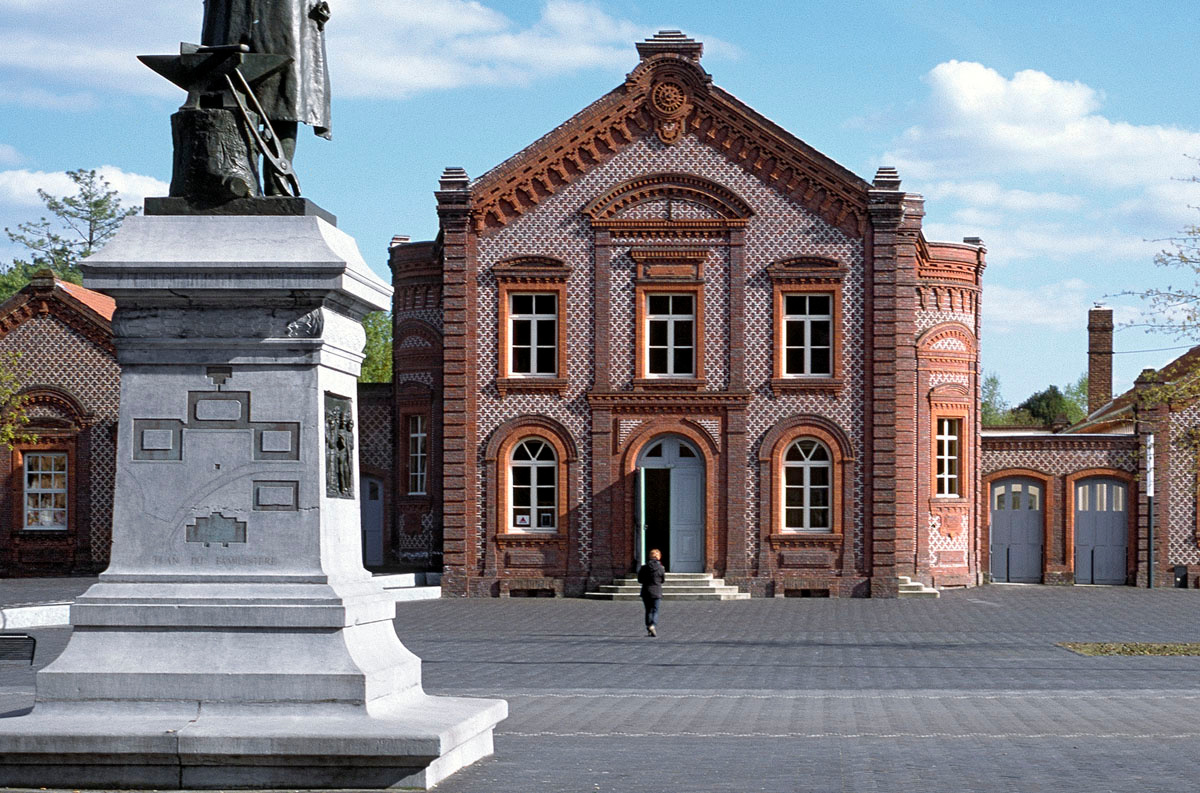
[1087,306,1114,415]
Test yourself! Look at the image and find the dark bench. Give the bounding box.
[0,634,36,665]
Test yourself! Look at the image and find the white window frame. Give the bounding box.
[407,415,427,495]
[646,293,695,377]
[781,293,833,377]
[781,438,833,533]
[935,418,962,497]
[509,438,557,533]
[24,451,68,531]
[508,293,558,377]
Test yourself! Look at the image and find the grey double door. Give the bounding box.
[1074,477,1128,585]
[990,477,1043,583]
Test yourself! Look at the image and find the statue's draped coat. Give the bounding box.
[201,0,331,138]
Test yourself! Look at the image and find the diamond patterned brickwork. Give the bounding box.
[1,313,119,571]
[916,309,975,334]
[1168,404,1200,565]
[981,444,1137,477]
[357,391,393,473]
[475,133,866,575]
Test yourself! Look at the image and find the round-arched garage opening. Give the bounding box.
[1074,477,1129,585]
[989,477,1044,583]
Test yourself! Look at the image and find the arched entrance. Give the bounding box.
[635,435,705,573]
[989,476,1044,583]
[1074,476,1129,585]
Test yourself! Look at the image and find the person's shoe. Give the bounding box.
[648,625,657,637]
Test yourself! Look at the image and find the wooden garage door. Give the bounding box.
[989,477,1043,583]
[1074,477,1128,585]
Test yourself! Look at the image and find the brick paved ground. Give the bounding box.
[3,584,1200,791]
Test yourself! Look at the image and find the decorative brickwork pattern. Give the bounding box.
[916,309,976,333]
[1168,404,1200,565]
[982,443,1137,476]
[357,391,393,473]
[1,313,119,571]
[474,133,866,579]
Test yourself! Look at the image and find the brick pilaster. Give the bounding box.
[436,168,474,596]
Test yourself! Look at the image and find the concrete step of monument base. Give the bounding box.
[583,572,750,601]
[896,576,940,598]
[0,695,506,790]
[372,572,442,603]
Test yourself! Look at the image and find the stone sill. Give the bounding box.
[497,377,568,397]
[632,377,707,391]
[768,532,843,546]
[770,377,843,396]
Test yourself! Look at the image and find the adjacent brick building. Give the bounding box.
[0,270,119,576]
[391,32,987,597]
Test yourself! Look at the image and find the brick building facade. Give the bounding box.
[391,32,987,597]
[0,271,119,576]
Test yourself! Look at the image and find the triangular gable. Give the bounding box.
[0,269,115,354]
[469,31,870,238]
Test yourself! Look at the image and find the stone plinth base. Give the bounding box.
[0,696,505,790]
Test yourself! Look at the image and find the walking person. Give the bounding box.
[637,548,665,637]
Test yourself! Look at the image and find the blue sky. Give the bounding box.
[2,0,1198,405]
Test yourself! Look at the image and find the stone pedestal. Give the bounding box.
[0,213,505,789]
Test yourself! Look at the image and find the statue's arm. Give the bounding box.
[309,1,330,31]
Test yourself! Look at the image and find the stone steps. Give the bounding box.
[584,572,750,601]
[897,575,940,598]
[373,571,442,603]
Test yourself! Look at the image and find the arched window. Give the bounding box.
[782,438,832,532]
[509,438,557,531]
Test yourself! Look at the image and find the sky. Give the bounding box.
[1,0,1198,405]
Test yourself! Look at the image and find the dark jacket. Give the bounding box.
[637,559,665,599]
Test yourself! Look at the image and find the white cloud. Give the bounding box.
[0,145,21,167]
[921,181,1084,213]
[0,0,730,104]
[0,167,167,210]
[888,61,1200,189]
[984,279,1143,333]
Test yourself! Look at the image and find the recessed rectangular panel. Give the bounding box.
[253,480,299,511]
[140,429,174,451]
[195,398,243,421]
[260,430,293,453]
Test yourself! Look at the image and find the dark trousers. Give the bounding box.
[642,595,660,628]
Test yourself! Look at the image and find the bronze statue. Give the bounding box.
[200,0,332,195]
[139,1,333,204]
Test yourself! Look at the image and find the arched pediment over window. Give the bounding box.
[582,173,753,225]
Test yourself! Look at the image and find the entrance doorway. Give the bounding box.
[360,476,385,568]
[636,435,704,573]
[989,477,1044,583]
[1074,477,1128,585]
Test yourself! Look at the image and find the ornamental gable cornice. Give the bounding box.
[468,33,870,238]
[0,281,115,356]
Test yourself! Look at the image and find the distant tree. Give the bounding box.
[359,311,393,383]
[2,169,139,302]
[0,352,34,449]
[981,372,1008,426]
[1063,372,1088,424]
[1015,385,1072,426]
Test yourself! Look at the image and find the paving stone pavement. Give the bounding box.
[2,584,1200,791]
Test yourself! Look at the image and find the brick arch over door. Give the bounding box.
[1065,468,1136,585]
[981,468,1054,582]
[757,414,857,577]
[483,415,580,582]
[618,419,721,576]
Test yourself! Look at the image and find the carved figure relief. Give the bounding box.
[324,393,354,498]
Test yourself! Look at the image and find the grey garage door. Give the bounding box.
[1074,477,1128,585]
[989,477,1043,583]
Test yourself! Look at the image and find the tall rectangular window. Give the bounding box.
[25,452,68,530]
[935,418,961,497]
[408,415,427,495]
[782,293,832,376]
[509,294,557,376]
[646,294,695,376]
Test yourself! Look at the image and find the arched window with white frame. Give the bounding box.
[782,438,832,532]
[509,437,557,531]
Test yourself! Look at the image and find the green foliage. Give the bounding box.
[1015,384,1071,425]
[359,311,393,383]
[0,351,34,449]
[1063,372,1088,423]
[2,169,138,302]
[981,372,1007,426]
